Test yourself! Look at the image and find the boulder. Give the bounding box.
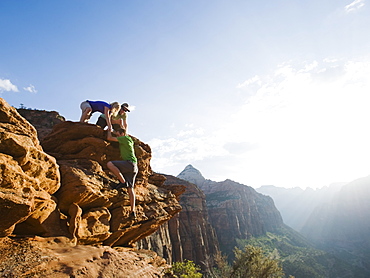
[0,98,60,236]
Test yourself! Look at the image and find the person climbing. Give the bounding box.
[106,128,138,219]
[79,100,120,131]
[96,103,130,132]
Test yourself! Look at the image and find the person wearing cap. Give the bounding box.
[107,127,138,219]
[80,100,120,131]
[96,103,130,132]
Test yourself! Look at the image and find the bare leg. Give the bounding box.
[80,107,92,123]
[127,187,136,213]
[107,162,126,183]
[107,161,136,217]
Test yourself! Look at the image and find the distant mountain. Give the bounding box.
[301,175,370,274]
[177,164,208,186]
[178,165,284,257]
[177,165,370,277]
[256,183,344,232]
[256,176,370,274]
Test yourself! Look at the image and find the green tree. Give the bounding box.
[169,260,203,278]
[230,245,284,278]
[212,250,232,277]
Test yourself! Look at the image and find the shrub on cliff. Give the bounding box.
[213,245,285,278]
[168,260,202,278]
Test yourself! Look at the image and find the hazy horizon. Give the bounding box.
[175,163,361,190]
[1,1,370,189]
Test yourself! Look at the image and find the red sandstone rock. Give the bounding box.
[0,236,170,277]
[0,98,60,236]
[1,97,183,248]
[138,175,219,273]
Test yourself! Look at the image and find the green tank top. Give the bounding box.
[117,136,137,163]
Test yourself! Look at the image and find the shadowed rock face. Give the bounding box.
[164,175,220,270]
[0,97,183,249]
[139,174,220,273]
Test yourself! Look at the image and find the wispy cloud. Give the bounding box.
[226,58,370,187]
[0,78,19,93]
[345,0,365,13]
[23,84,37,93]
[236,75,261,89]
[150,57,370,188]
[148,130,229,170]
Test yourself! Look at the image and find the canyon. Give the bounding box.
[3,98,368,277]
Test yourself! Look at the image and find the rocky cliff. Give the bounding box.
[178,164,284,257]
[0,98,183,277]
[137,174,219,273]
[17,108,66,141]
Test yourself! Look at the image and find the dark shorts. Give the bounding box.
[96,117,120,131]
[111,160,138,188]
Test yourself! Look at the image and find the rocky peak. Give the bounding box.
[177,164,206,186]
[176,164,284,258]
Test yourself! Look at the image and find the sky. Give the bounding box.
[1,0,370,189]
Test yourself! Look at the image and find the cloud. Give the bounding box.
[23,84,37,93]
[0,79,19,93]
[233,58,370,143]
[223,142,259,155]
[177,127,204,137]
[148,132,228,169]
[345,0,365,13]
[147,122,242,176]
[149,57,370,188]
[228,58,370,187]
[236,75,261,89]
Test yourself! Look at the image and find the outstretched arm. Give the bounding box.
[119,118,128,131]
[104,106,113,131]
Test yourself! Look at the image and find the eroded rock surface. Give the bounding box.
[138,174,219,273]
[0,98,60,237]
[0,236,169,278]
[0,97,183,277]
